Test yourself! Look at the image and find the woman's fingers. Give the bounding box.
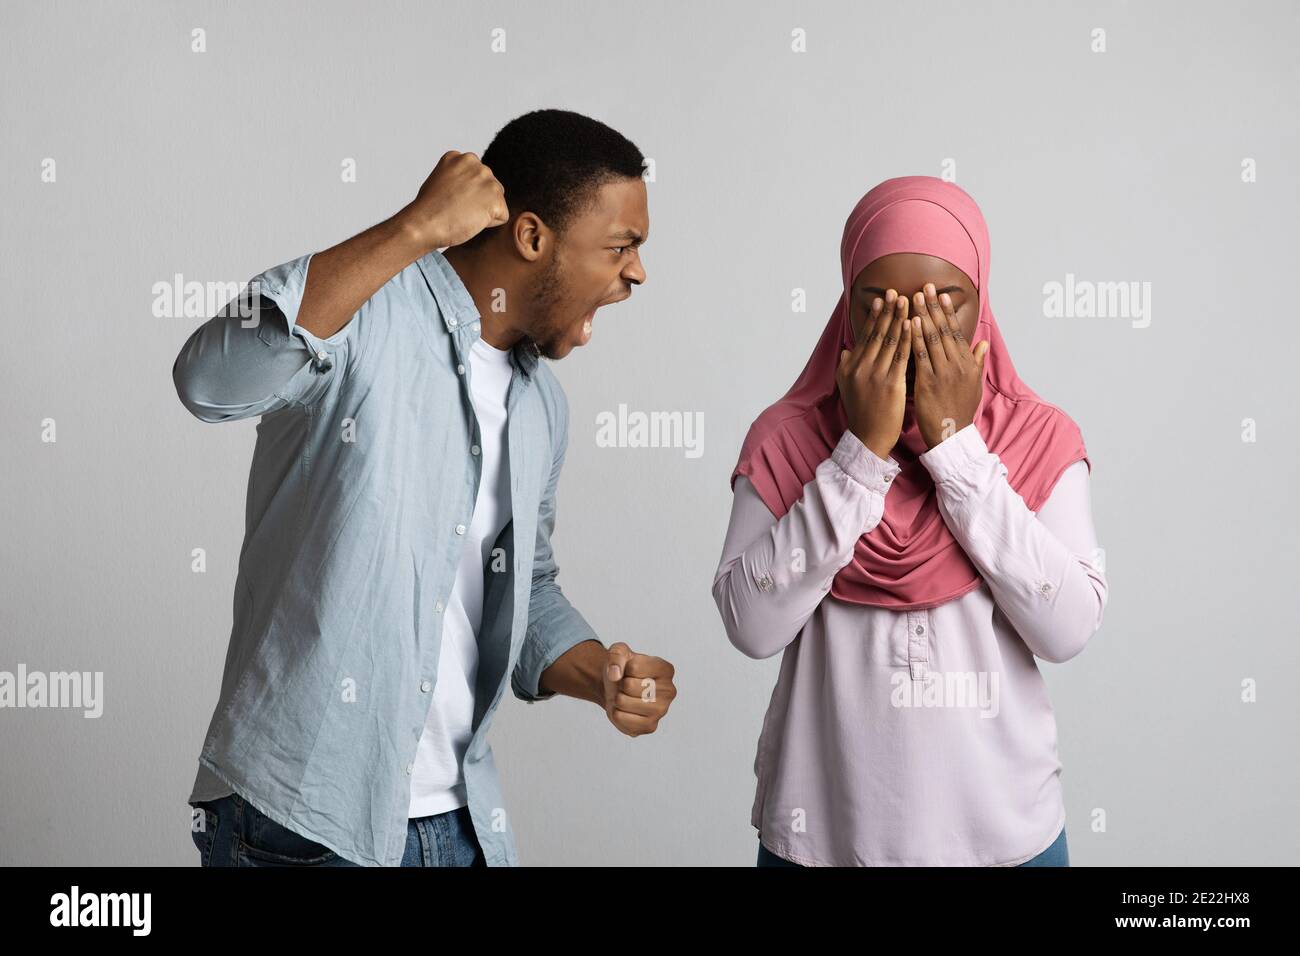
[849,289,902,374]
[859,293,885,348]
[876,295,909,374]
[890,306,913,381]
[873,304,907,377]
[914,289,952,371]
[868,290,903,358]
[909,312,933,378]
[931,286,970,364]
[841,297,874,372]
[841,293,878,369]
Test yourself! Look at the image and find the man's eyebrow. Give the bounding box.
[608,229,645,245]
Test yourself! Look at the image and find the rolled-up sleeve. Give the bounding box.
[172,252,347,422]
[511,395,602,702]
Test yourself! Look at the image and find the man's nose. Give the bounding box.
[623,252,646,286]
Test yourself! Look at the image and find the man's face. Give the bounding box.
[849,253,979,395]
[523,176,649,360]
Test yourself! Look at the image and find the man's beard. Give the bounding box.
[521,254,567,360]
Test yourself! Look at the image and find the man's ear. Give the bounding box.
[512,211,549,263]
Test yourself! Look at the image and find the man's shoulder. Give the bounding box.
[387,252,448,311]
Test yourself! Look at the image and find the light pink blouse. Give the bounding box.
[712,423,1109,865]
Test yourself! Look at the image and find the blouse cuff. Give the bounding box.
[917,422,988,484]
[831,429,902,494]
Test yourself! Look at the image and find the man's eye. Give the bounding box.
[611,246,629,255]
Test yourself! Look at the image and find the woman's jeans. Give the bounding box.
[190,792,485,867]
[757,826,1069,867]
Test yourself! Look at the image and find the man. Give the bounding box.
[175,109,676,867]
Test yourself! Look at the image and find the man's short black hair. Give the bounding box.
[467,109,645,246]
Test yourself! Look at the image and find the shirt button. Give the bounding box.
[315,349,327,361]
[406,762,414,775]
[456,524,466,535]
[1039,582,1053,596]
[915,624,925,635]
[471,445,480,456]
[434,601,444,613]
[457,364,465,375]
[420,680,431,693]
[883,474,892,483]
[448,319,458,329]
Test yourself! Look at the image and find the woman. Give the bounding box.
[712,176,1108,866]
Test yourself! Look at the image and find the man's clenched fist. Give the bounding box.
[602,642,676,737]
[400,150,510,253]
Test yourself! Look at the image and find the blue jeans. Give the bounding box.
[757,826,1069,867]
[190,792,485,867]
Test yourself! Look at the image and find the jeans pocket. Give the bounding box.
[190,807,219,866]
[236,800,341,866]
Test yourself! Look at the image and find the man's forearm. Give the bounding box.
[294,209,431,339]
[538,639,607,705]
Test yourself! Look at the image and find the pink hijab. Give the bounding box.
[731,176,1090,611]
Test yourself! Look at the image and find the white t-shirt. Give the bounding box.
[408,335,514,817]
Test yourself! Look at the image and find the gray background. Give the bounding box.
[1,0,1296,865]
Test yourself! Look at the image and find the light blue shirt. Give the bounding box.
[173,248,600,866]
